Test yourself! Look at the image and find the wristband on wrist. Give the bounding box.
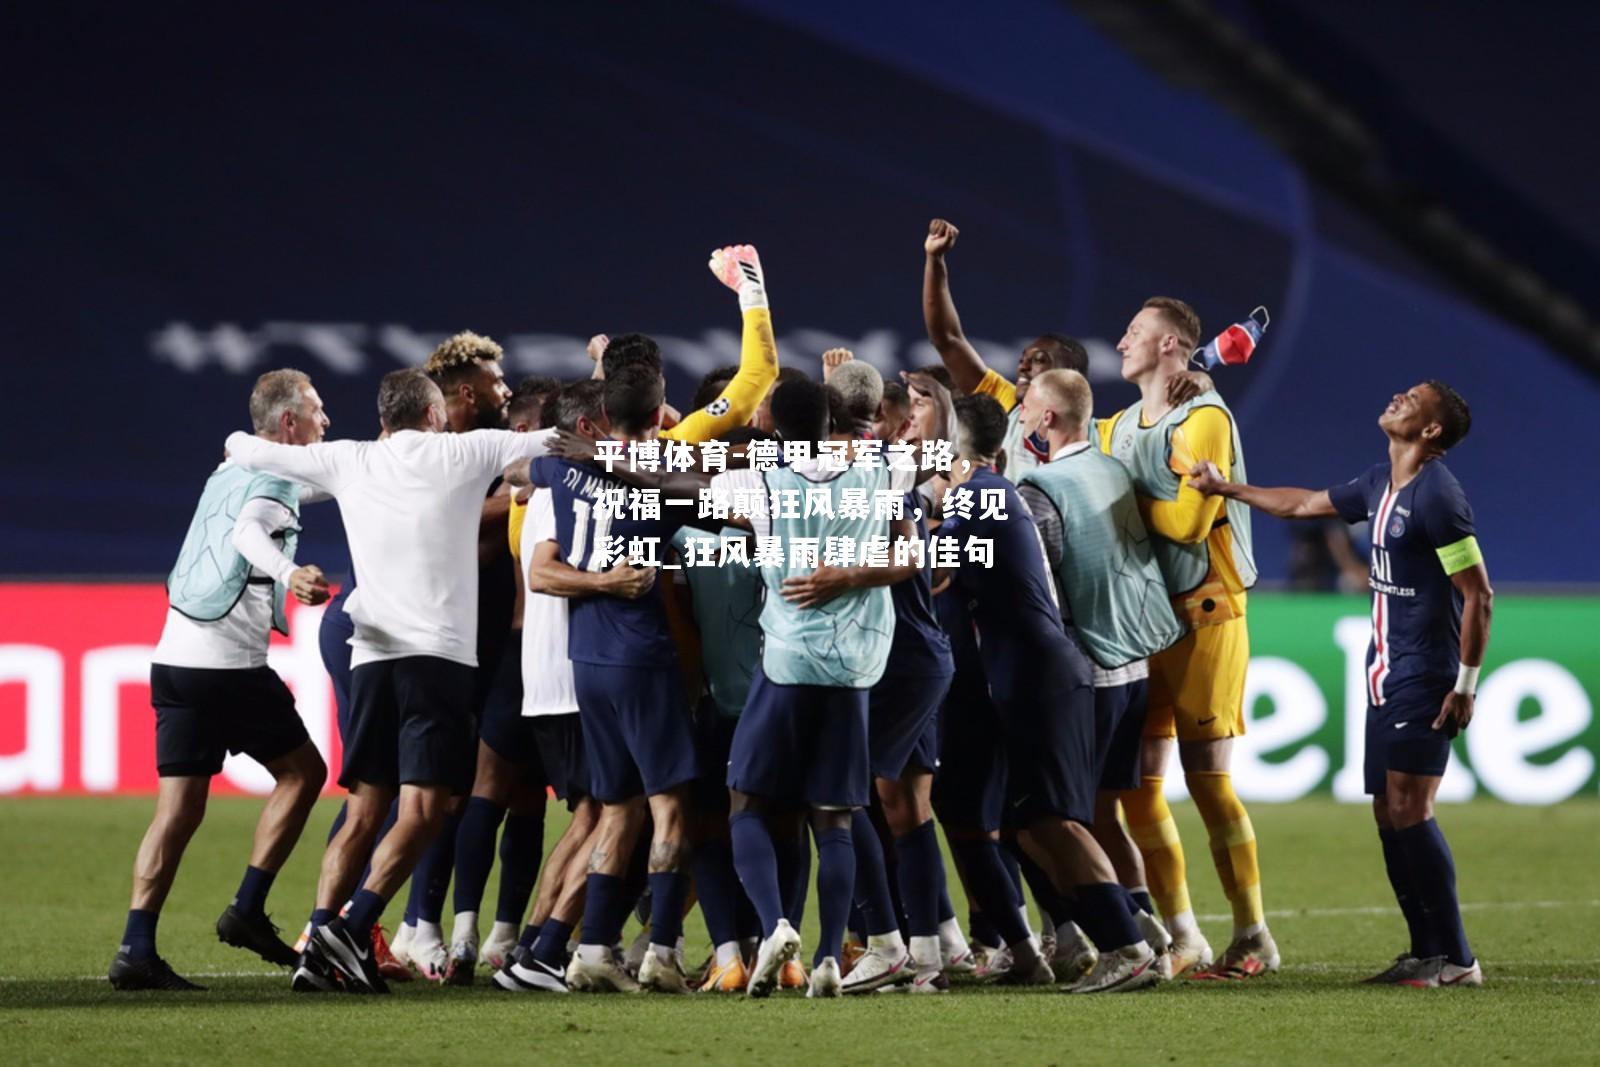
[1454,663,1481,696]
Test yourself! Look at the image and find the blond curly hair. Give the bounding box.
[424,331,503,388]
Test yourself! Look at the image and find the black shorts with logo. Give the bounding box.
[342,656,478,793]
[530,712,590,809]
[151,664,310,778]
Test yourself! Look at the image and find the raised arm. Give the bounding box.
[922,219,992,395]
[1188,459,1337,520]
[225,432,350,494]
[666,245,780,443]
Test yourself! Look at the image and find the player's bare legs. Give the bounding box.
[568,796,647,992]
[246,742,327,875]
[129,777,210,915]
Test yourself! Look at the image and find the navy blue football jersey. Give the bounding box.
[884,492,954,679]
[533,456,683,669]
[941,467,1088,705]
[1328,460,1479,705]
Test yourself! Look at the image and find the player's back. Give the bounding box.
[535,456,682,669]
[337,430,520,667]
[945,467,1086,703]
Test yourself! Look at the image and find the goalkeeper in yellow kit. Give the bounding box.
[1095,297,1279,980]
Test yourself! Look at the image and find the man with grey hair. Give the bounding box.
[225,367,558,995]
[110,369,333,991]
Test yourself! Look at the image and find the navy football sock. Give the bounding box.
[776,827,811,927]
[1130,889,1156,916]
[1398,819,1473,966]
[407,810,462,924]
[647,871,689,947]
[735,881,763,942]
[452,797,506,916]
[122,908,158,961]
[813,825,856,968]
[579,873,628,948]
[969,908,999,948]
[1013,847,1068,930]
[1075,883,1141,951]
[851,809,899,936]
[495,812,543,925]
[233,865,275,918]
[692,838,743,948]
[894,820,943,938]
[532,918,573,966]
[310,907,337,929]
[342,889,385,944]
[1380,827,1435,957]
[517,921,542,952]
[937,878,956,925]
[325,802,348,846]
[954,839,1030,947]
[999,842,1025,902]
[729,811,785,934]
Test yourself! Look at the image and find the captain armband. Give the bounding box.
[1435,536,1483,576]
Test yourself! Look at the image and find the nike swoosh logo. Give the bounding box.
[1394,721,1407,730]
[1196,716,1216,726]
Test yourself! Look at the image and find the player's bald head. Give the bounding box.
[1030,369,1093,433]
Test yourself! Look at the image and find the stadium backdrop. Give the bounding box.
[5,2,1596,802]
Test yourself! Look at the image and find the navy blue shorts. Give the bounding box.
[319,590,355,741]
[1364,686,1454,795]
[478,630,535,766]
[343,656,478,793]
[1095,678,1149,793]
[932,667,1005,833]
[997,664,1097,826]
[727,666,870,809]
[151,665,310,778]
[869,669,951,780]
[693,697,740,812]
[530,713,590,808]
[572,662,696,804]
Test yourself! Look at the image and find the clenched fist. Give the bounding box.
[925,218,959,257]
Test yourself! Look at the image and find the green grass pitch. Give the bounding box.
[2,796,1597,1065]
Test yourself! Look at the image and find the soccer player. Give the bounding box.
[1014,369,1188,981]
[226,368,556,994]
[806,357,962,994]
[110,370,332,991]
[495,381,638,995]
[921,218,1088,479]
[938,394,1161,993]
[1189,381,1489,988]
[1096,297,1276,978]
[664,429,772,993]
[519,364,701,995]
[710,378,925,999]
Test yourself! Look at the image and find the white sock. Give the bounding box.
[1234,921,1266,941]
[715,941,741,966]
[450,911,478,947]
[488,920,518,945]
[576,943,610,966]
[415,919,444,945]
[938,918,969,955]
[867,930,906,956]
[650,942,675,962]
[909,935,941,969]
[1166,910,1201,941]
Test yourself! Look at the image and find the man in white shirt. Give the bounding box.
[225,367,556,994]
[110,370,333,992]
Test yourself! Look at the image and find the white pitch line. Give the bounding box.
[1195,899,1600,923]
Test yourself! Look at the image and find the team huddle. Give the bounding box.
[109,221,1493,998]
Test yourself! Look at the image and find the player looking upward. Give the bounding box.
[1096,297,1275,979]
[1190,381,1489,989]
